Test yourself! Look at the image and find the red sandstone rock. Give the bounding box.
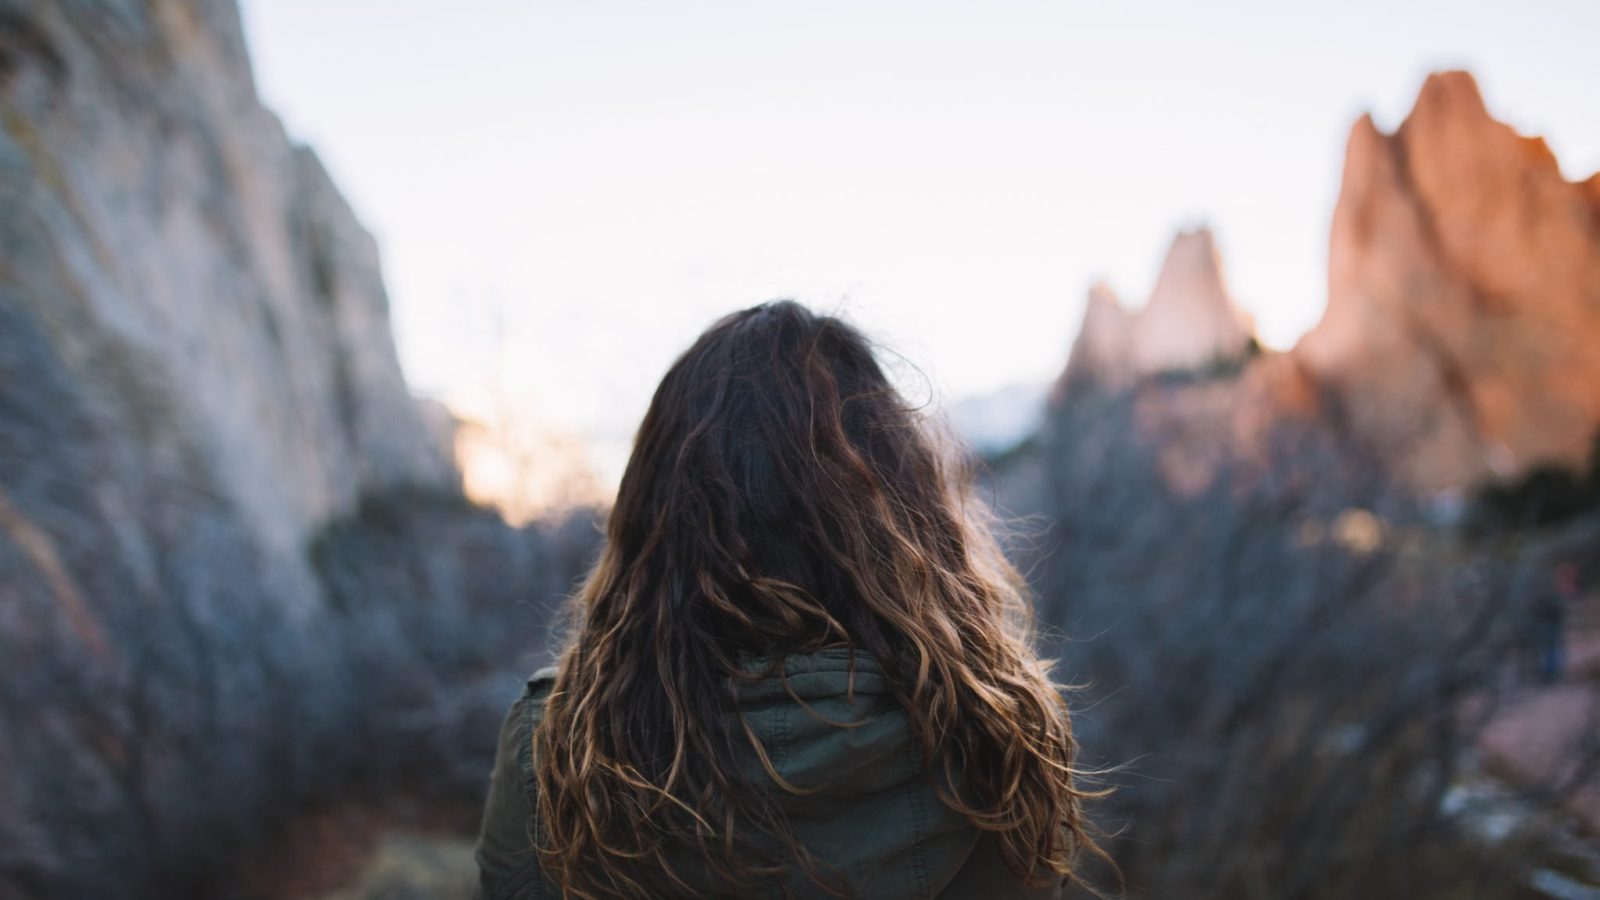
[1056,71,1600,497]
[1297,71,1600,491]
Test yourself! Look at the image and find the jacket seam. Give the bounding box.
[768,701,794,900]
[519,684,545,899]
[906,741,933,899]
[491,860,544,900]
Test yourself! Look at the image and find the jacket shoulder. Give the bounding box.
[472,666,561,900]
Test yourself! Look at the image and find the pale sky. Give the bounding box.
[239,0,1600,482]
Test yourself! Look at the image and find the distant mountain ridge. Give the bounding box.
[945,381,1048,456]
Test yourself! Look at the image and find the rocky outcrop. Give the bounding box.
[1297,71,1600,492]
[1133,229,1257,374]
[1053,72,1600,497]
[0,0,454,615]
[1058,282,1135,389]
[1058,229,1256,393]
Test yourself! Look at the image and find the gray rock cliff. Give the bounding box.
[0,0,455,615]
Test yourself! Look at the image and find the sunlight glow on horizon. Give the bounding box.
[239,0,1600,500]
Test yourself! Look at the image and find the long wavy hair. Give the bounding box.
[533,300,1108,897]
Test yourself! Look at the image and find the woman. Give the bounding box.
[474,301,1107,898]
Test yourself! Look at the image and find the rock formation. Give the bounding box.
[1133,229,1257,374]
[0,7,587,895]
[1053,72,1600,497]
[1298,70,1600,492]
[1058,282,1135,389]
[1058,228,1256,393]
[0,0,455,616]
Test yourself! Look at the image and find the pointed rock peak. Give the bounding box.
[1147,228,1227,311]
[1085,280,1128,315]
[1392,69,1572,181]
[1060,280,1136,390]
[1059,227,1259,393]
[1169,226,1218,258]
[1350,111,1380,136]
[1344,112,1386,160]
[1129,227,1257,375]
[1407,70,1490,127]
[1335,112,1400,211]
[1145,228,1255,334]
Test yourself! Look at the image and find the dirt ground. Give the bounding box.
[1481,632,1600,835]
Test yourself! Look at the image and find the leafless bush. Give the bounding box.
[0,384,599,900]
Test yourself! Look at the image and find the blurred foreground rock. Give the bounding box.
[0,4,593,897]
[0,0,455,618]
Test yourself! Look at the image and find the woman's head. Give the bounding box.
[535,300,1104,896]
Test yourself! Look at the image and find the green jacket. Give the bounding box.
[472,648,1061,899]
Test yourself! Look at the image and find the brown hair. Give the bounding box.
[533,300,1108,897]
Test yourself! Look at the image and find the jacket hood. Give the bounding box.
[717,648,983,898]
[519,648,1050,898]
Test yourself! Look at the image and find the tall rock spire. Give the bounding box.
[1057,228,1257,396]
[1058,281,1134,389]
[1132,228,1256,375]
